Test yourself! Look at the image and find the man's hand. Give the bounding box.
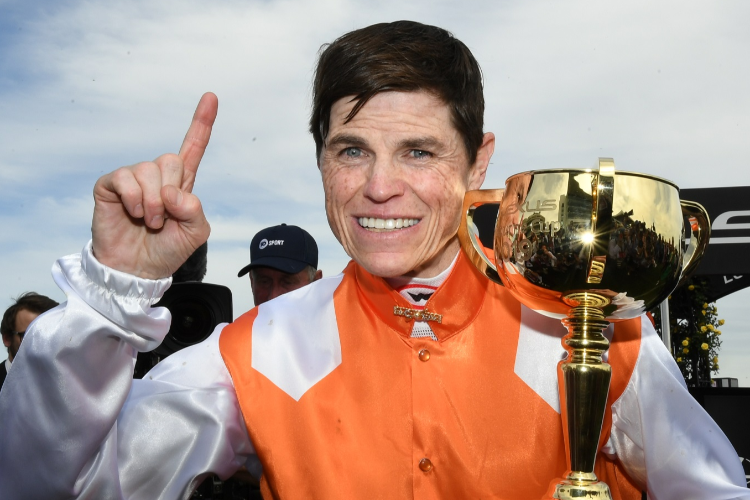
[91,93,217,280]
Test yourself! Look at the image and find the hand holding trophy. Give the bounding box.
[458,158,710,499]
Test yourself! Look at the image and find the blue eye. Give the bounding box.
[411,150,431,159]
[344,147,362,157]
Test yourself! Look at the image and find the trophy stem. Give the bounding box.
[553,293,613,500]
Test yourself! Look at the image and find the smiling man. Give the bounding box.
[0,21,747,500]
[320,90,492,279]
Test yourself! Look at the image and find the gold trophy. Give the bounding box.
[458,158,710,499]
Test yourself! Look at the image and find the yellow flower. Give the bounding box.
[701,310,706,315]
[713,356,719,364]
[719,319,725,326]
[716,330,721,335]
[682,339,689,346]
[677,357,682,362]
[683,348,689,354]
[703,303,708,309]
[700,326,707,332]
[688,285,695,291]
[701,343,709,350]
[708,324,715,332]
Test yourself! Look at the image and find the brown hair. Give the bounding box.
[1,292,59,342]
[310,21,485,164]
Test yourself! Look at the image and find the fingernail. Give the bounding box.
[135,203,143,216]
[151,215,164,227]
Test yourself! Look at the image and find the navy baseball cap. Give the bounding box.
[237,224,318,277]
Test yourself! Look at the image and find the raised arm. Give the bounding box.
[0,94,253,498]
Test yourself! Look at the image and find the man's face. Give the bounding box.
[319,91,494,278]
[250,267,320,306]
[3,309,39,361]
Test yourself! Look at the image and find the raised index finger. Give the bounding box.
[178,92,218,192]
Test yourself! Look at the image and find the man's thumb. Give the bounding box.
[162,184,206,226]
[163,185,184,209]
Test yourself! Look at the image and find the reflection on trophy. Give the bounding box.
[458,158,710,499]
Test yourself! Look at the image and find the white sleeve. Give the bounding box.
[0,241,254,500]
[606,315,749,499]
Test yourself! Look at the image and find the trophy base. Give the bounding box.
[552,472,612,500]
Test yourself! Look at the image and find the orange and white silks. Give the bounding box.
[220,252,643,499]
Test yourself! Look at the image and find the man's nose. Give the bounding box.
[363,158,404,203]
[267,284,285,302]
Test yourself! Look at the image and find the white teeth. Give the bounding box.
[358,217,419,231]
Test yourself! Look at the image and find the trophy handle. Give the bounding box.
[458,189,506,285]
[678,200,711,287]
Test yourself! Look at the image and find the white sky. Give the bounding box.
[1,0,749,385]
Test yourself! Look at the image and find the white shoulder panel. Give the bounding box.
[515,306,614,413]
[251,274,345,401]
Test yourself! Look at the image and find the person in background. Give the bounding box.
[238,223,322,306]
[0,292,59,390]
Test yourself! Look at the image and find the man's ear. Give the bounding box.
[314,269,323,281]
[467,132,495,191]
[2,335,10,348]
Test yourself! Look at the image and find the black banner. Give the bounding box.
[699,274,750,302]
[688,387,750,486]
[681,187,750,301]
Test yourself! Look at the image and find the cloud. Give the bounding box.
[0,193,92,321]
[1,0,750,384]
[471,1,750,186]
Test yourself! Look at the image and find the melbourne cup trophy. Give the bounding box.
[458,158,711,499]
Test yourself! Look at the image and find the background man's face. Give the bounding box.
[319,91,492,278]
[3,309,38,360]
[250,267,317,306]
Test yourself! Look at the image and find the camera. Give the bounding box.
[133,281,233,379]
[153,282,233,357]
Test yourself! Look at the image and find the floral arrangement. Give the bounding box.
[662,277,723,386]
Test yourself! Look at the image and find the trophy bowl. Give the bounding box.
[458,158,710,499]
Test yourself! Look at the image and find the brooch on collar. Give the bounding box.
[394,306,443,324]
